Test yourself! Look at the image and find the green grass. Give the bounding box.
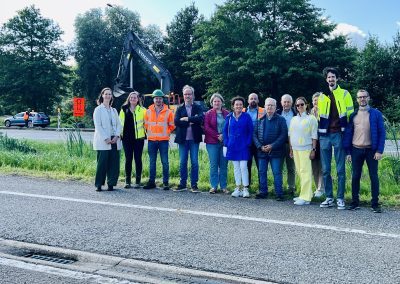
[0,132,399,208]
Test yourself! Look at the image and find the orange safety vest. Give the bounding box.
[243,107,265,119]
[23,112,29,120]
[144,104,175,141]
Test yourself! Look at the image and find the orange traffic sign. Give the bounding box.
[73,97,85,117]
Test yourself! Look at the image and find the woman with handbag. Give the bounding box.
[289,97,318,205]
[204,93,230,194]
[223,96,253,198]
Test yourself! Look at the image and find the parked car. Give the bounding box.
[4,112,51,128]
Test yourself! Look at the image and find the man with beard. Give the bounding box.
[318,67,354,210]
[143,89,175,190]
[244,93,264,188]
[343,90,385,213]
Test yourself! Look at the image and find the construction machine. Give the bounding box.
[112,31,181,110]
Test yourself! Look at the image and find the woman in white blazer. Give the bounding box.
[93,87,122,191]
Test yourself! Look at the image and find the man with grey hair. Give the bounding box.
[277,94,296,196]
[253,98,287,200]
[244,93,264,188]
[173,84,204,192]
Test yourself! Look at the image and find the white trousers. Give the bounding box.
[232,160,249,187]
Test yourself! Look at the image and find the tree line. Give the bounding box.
[0,1,399,123]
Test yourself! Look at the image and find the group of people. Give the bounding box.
[93,67,386,212]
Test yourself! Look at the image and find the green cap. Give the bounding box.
[152,89,164,97]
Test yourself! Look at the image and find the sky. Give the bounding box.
[0,0,399,48]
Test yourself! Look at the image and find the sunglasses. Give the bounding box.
[296,103,305,107]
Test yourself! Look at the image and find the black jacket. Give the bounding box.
[174,103,204,144]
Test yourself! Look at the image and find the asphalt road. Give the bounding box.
[0,174,399,283]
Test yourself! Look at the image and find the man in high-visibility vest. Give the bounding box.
[143,89,175,190]
[318,67,354,210]
[23,110,30,127]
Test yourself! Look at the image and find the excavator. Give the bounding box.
[112,31,181,112]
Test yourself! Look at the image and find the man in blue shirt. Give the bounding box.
[277,94,296,196]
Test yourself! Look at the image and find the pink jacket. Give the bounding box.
[204,108,229,144]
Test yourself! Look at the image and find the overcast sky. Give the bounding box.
[0,0,399,48]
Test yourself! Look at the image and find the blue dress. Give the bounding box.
[223,112,253,161]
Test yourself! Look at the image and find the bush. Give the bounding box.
[0,132,36,154]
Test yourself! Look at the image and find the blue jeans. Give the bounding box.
[351,147,379,207]
[320,133,346,199]
[206,143,228,189]
[258,157,283,196]
[178,140,199,187]
[148,140,169,184]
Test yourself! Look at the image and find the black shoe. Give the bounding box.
[347,203,360,211]
[163,183,170,191]
[107,185,114,191]
[143,182,156,189]
[95,186,102,192]
[255,193,268,199]
[124,184,132,189]
[173,185,187,192]
[275,195,285,201]
[191,185,200,193]
[372,206,382,213]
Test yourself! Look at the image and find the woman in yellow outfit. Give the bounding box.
[289,97,318,205]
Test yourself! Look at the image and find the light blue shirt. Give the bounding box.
[281,109,294,128]
[247,108,258,127]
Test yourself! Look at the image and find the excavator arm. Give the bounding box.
[113,31,173,97]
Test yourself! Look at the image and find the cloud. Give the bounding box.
[0,0,123,44]
[332,23,367,49]
[397,21,400,27]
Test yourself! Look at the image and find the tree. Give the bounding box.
[74,6,164,113]
[163,3,204,97]
[0,5,68,114]
[187,0,357,103]
[353,37,391,110]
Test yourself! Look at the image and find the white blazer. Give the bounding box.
[93,104,122,150]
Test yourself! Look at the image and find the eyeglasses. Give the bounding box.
[357,96,369,99]
[296,103,305,107]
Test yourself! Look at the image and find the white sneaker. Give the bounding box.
[337,198,346,210]
[242,188,250,198]
[293,197,300,201]
[320,198,334,208]
[231,188,242,198]
[294,198,310,205]
[314,190,324,198]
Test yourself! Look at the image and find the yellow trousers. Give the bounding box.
[293,150,313,201]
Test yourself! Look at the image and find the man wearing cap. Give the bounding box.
[173,85,204,192]
[143,89,175,190]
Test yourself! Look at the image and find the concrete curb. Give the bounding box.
[0,238,273,283]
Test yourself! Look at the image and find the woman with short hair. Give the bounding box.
[224,96,253,198]
[204,93,230,194]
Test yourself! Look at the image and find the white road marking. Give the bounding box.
[1,191,399,239]
[0,257,135,284]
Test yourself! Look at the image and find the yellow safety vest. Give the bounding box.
[119,105,146,139]
[318,85,354,134]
